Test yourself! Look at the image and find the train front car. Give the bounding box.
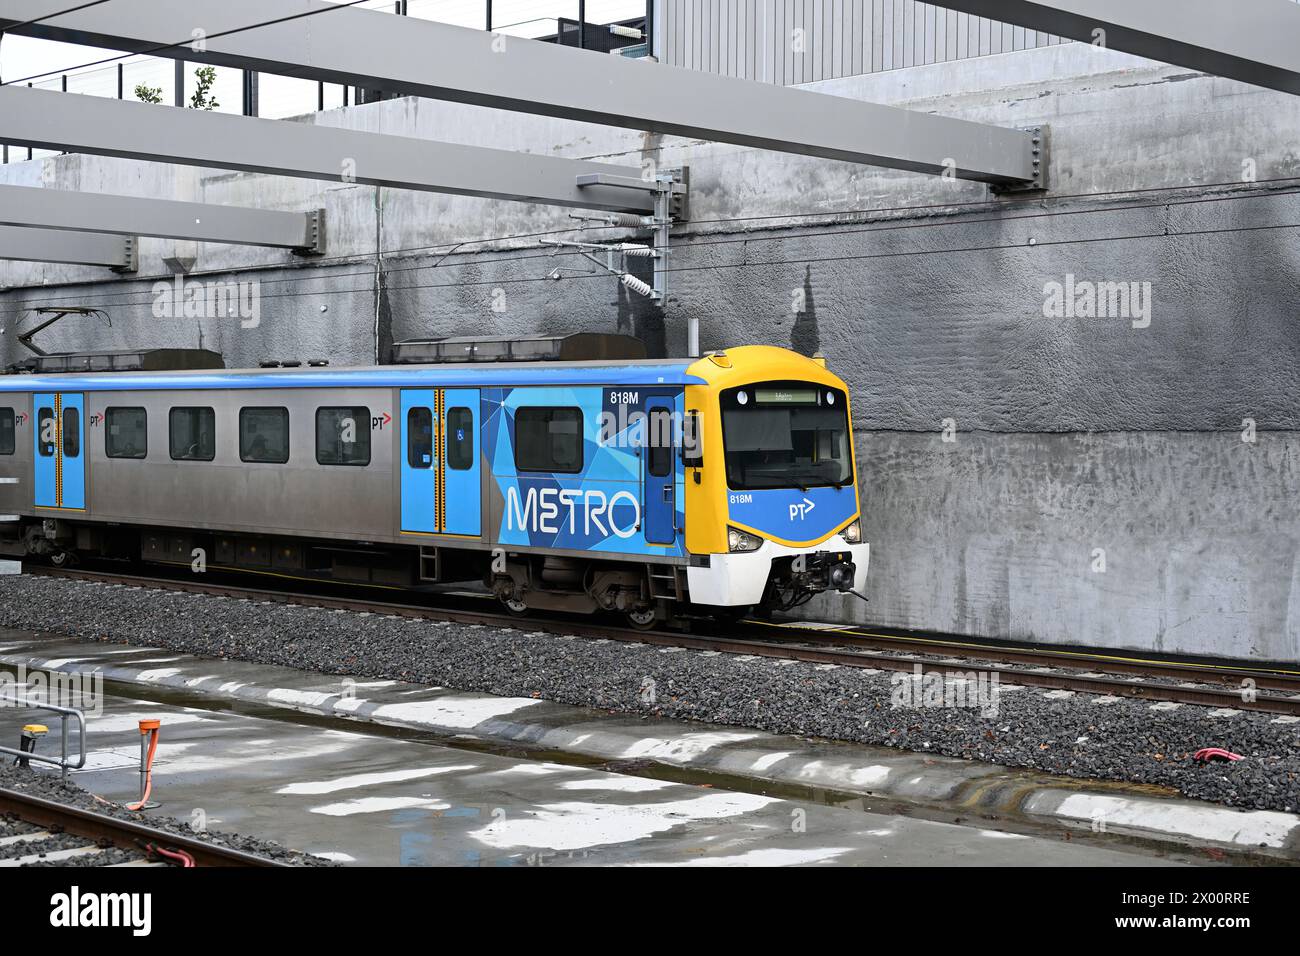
[685,346,868,616]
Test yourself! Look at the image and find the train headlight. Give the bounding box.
[842,519,862,544]
[727,527,763,553]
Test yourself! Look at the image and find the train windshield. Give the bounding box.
[721,384,852,490]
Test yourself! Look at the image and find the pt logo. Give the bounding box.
[89,414,103,427]
[14,413,26,427]
[789,497,816,521]
[372,411,393,431]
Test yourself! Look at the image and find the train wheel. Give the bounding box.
[48,550,72,568]
[625,607,657,630]
[501,597,529,617]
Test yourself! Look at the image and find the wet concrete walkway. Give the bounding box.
[0,631,1195,866]
[27,688,1188,866]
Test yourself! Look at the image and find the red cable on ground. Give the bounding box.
[148,845,195,868]
[1193,747,1244,763]
[126,724,160,811]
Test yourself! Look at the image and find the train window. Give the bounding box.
[169,407,216,462]
[406,407,432,469]
[240,407,290,464]
[647,408,673,478]
[446,407,474,471]
[0,409,13,455]
[62,408,79,457]
[721,386,852,490]
[316,407,370,466]
[37,408,55,457]
[105,407,147,460]
[682,410,704,468]
[514,407,582,473]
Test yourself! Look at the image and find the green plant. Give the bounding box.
[188,65,220,111]
[134,66,219,110]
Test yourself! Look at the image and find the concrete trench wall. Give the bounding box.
[2,44,1298,661]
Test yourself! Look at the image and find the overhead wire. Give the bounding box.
[3,206,1298,319]
[2,174,1300,319]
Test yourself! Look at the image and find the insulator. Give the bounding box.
[619,273,654,298]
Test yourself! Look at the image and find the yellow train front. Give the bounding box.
[680,346,869,619]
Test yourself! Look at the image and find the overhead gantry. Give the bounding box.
[0,226,136,272]
[0,183,324,255]
[0,0,1053,321]
[0,0,1043,187]
[0,87,659,216]
[931,0,1300,95]
[18,0,1292,341]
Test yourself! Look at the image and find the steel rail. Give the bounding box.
[24,566,1300,717]
[751,621,1300,694]
[0,787,290,867]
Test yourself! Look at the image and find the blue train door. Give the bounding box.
[33,392,85,510]
[400,389,438,534]
[644,396,676,545]
[441,388,481,536]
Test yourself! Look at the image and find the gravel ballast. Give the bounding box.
[0,762,330,865]
[1,574,1298,814]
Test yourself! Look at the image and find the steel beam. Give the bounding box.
[0,184,324,253]
[0,0,1037,184]
[929,0,1300,95]
[0,225,136,271]
[0,87,655,214]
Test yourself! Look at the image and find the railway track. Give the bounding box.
[24,565,1300,717]
[0,787,287,867]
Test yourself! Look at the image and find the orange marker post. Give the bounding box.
[128,718,162,811]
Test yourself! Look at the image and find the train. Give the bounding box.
[0,335,868,627]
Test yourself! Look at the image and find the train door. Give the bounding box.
[643,395,676,546]
[399,389,438,534]
[33,392,85,511]
[441,388,481,536]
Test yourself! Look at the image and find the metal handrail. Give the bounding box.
[0,691,87,779]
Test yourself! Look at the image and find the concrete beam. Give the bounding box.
[0,184,324,253]
[929,0,1300,95]
[0,0,1038,184]
[0,87,655,214]
[0,225,136,271]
